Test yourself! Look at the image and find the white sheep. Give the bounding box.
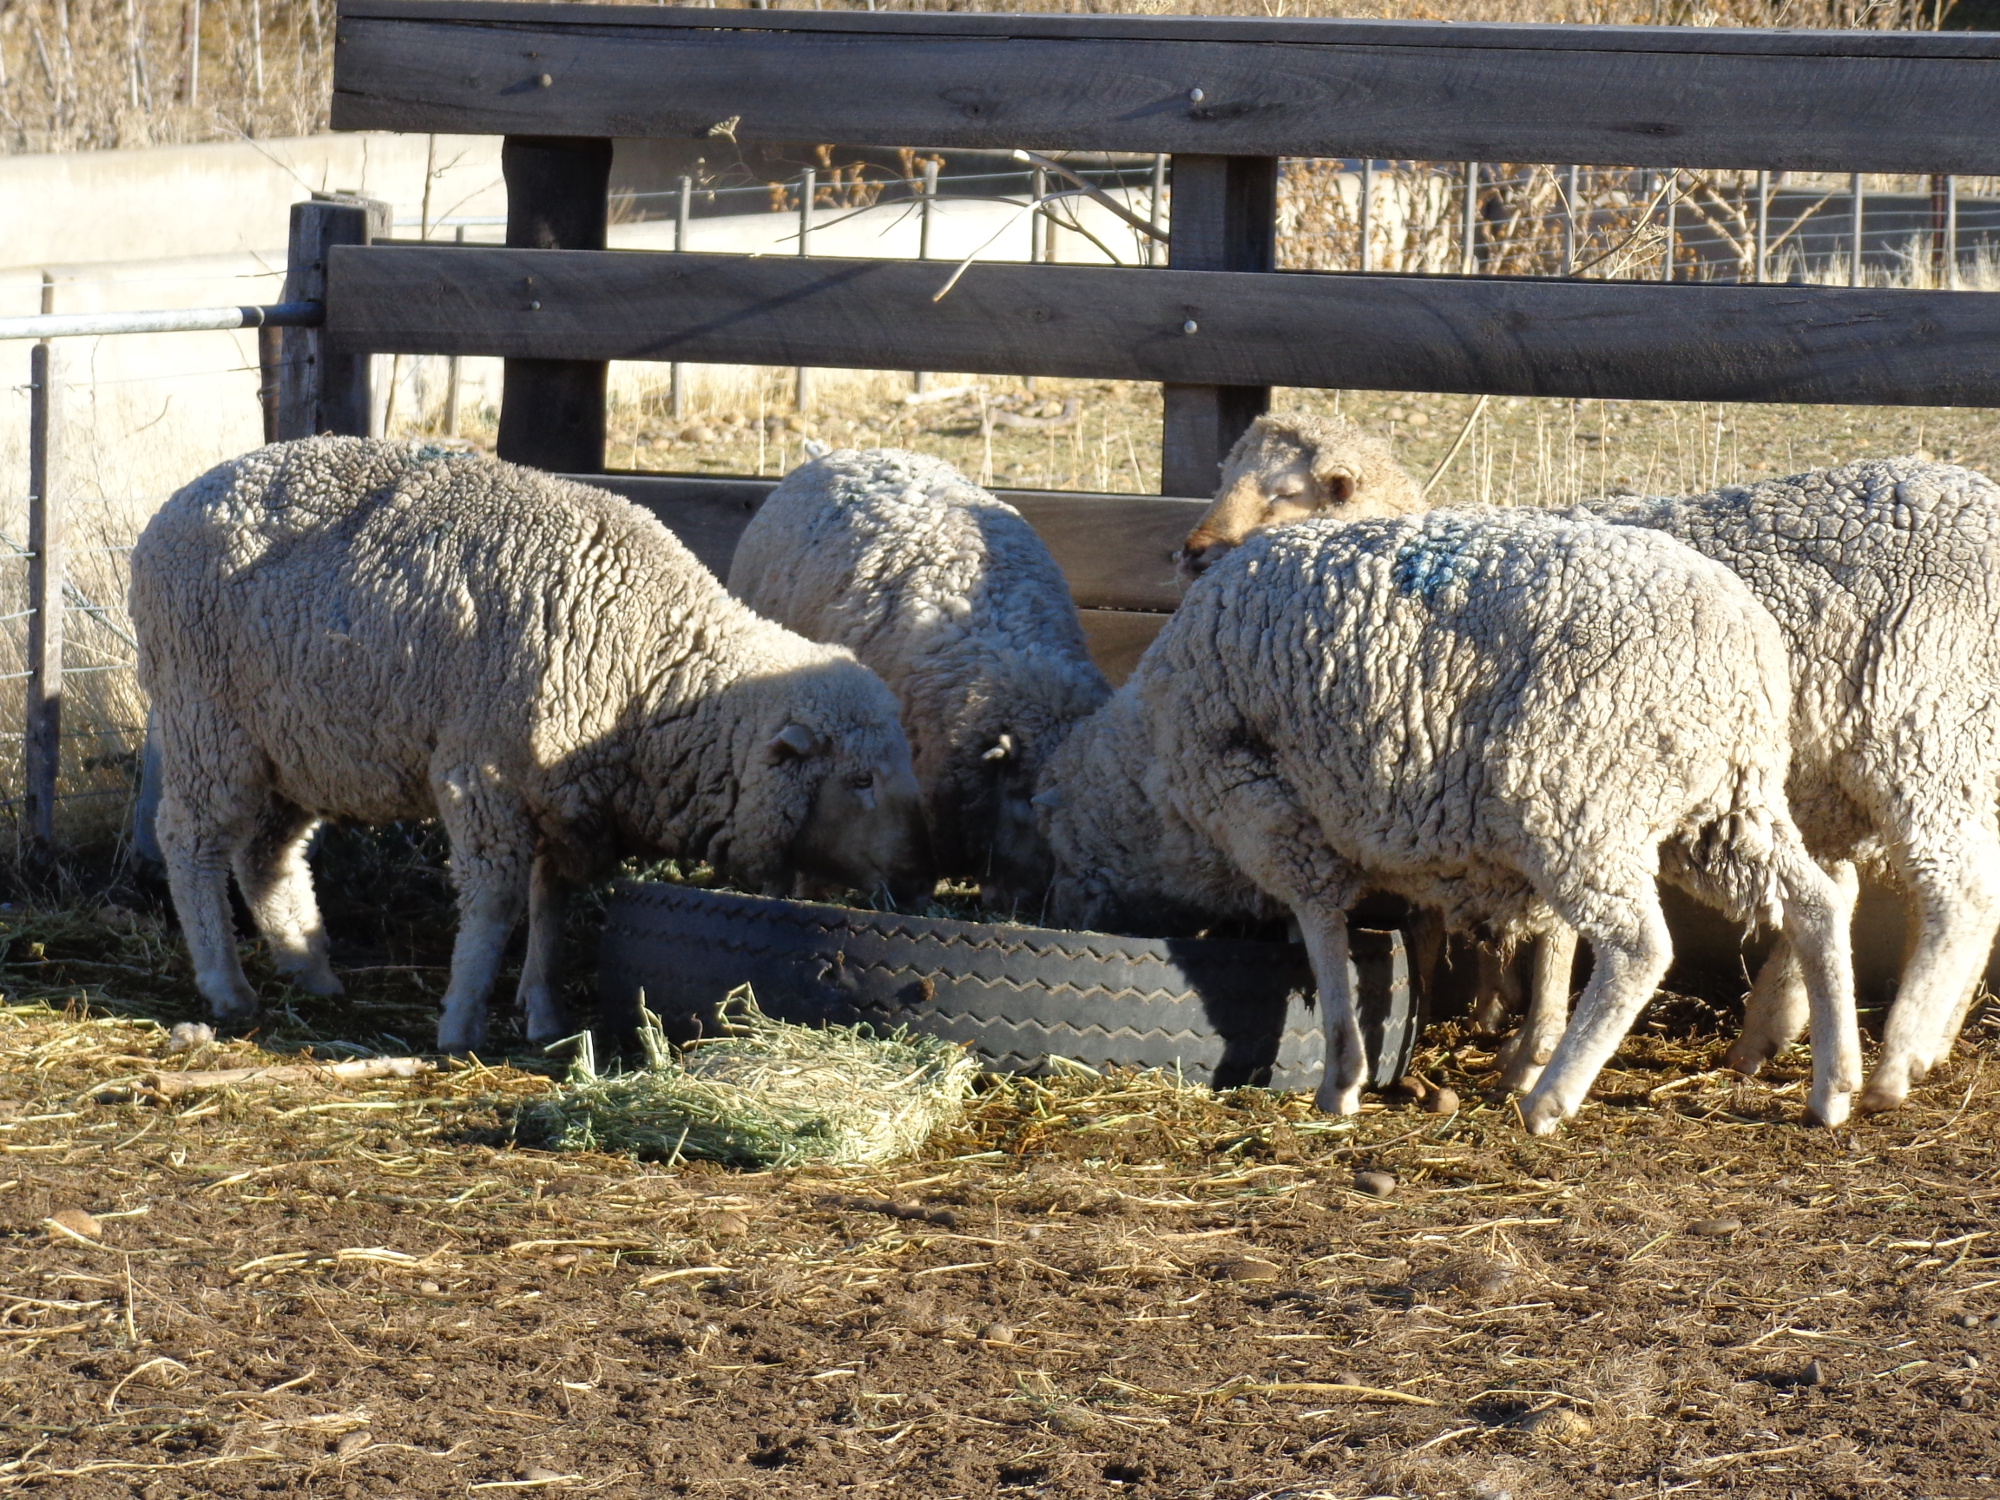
[131,436,932,1054]
[729,448,1110,899]
[1181,416,2000,1113]
[1040,507,1859,1133]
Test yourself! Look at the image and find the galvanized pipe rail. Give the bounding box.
[0,301,322,342]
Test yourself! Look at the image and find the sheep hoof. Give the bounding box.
[1808,1088,1855,1128]
[1519,1093,1565,1137]
[203,981,260,1022]
[1854,1082,1904,1118]
[1312,1081,1362,1116]
[526,1011,577,1049]
[1493,1034,1545,1094]
[284,964,344,998]
[435,1012,488,1057]
[1721,1039,1771,1077]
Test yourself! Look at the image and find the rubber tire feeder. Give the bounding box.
[598,881,1420,1092]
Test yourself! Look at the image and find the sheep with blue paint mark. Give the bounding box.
[1180,416,2000,1116]
[1040,506,1859,1134]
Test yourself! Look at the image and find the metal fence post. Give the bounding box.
[670,176,690,419]
[1945,174,1959,291]
[1358,158,1375,272]
[1662,171,1677,282]
[444,224,466,436]
[1562,164,1579,275]
[24,342,62,862]
[1460,161,1478,275]
[276,193,393,440]
[1850,171,1866,287]
[1756,169,1770,284]
[796,167,815,413]
[914,160,937,395]
[1149,153,1167,268]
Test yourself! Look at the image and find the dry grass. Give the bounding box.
[0,942,1991,1494]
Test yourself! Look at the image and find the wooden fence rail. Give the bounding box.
[328,246,2000,411]
[333,3,2000,176]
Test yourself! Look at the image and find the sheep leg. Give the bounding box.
[1296,904,1368,1115]
[1469,943,1522,1037]
[1519,878,1673,1136]
[231,794,341,997]
[1768,844,1860,1127]
[156,782,261,1024]
[1862,835,2000,1114]
[513,853,575,1048]
[432,763,534,1056]
[1723,937,1807,1078]
[1187,760,1365,1113]
[1496,927,1580,1094]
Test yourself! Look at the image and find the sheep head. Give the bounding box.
[1176,413,1424,581]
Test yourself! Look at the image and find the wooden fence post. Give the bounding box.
[24,342,62,862]
[1160,154,1275,497]
[495,135,612,473]
[277,194,392,440]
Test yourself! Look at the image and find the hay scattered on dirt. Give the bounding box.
[518,987,978,1168]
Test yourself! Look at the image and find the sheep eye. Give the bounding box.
[847,772,875,792]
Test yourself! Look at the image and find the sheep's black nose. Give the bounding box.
[1175,540,1230,581]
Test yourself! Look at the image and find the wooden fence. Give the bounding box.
[305,2,2000,681]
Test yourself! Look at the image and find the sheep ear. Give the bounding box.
[981,732,1016,763]
[802,438,831,460]
[1324,472,1357,505]
[1030,787,1063,810]
[765,723,827,763]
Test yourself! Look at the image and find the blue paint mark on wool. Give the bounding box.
[1391,514,1481,601]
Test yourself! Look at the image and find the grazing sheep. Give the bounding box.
[729,448,1110,899]
[132,437,931,1055]
[1180,415,2000,1113]
[1041,508,1859,1133]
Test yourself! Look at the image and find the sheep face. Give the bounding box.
[785,727,935,908]
[1176,413,1424,580]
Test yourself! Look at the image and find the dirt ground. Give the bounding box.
[0,882,1996,1500]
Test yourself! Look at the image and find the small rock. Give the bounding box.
[521,1468,571,1484]
[1522,1405,1593,1442]
[1384,406,1407,422]
[782,413,806,432]
[979,1322,1016,1344]
[1212,1256,1281,1283]
[335,1430,373,1457]
[1421,1086,1460,1115]
[1799,1358,1829,1387]
[681,423,717,444]
[417,1280,442,1296]
[46,1209,101,1239]
[1687,1215,1743,1238]
[701,1210,752,1239]
[1391,1074,1430,1103]
[1353,1170,1397,1198]
[1406,410,1432,427]
[1412,1252,1516,1302]
[1954,1312,1986,1329]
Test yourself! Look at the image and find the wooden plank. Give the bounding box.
[334,4,2000,57]
[496,135,611,473]
[277,197,391,440]
[330,246,2000,409]
[1162,154,1274,498]
[331,6,2000,174]
[581,472,1202,614]
[1078,609,1168,689]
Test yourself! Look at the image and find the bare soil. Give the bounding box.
[0,887,1996,1499]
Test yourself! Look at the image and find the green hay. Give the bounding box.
[519,986,979,1169]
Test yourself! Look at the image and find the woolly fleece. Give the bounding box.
[132,437,926,1053]
[1043,507,1859,1132]
[730,448,1109,887]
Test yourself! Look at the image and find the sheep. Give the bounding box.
[1176,413,1422,580]
[1179,414,2000,1113]
[131,436,932,1055]
[1038,507,1860,1133]
[729,448,1110,900]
